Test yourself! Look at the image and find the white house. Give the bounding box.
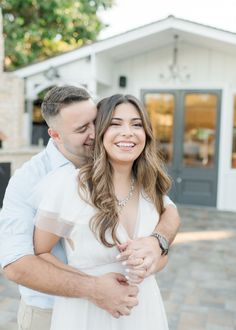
[6,16,236,211]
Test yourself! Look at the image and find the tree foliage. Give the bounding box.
[0,0,114,70]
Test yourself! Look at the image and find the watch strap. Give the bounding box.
[150,232,169,255]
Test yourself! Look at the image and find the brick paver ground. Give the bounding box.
[0,206,236,330]
[158,207,236,330]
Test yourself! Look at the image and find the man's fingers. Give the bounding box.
[126,296,139,307]
[112,312,120,318]
[114,272,128,283]
[115,298,137,317]
[124,307,131,316]
[117,297,138,316]
[119,307,131,316]
[126,276,143,285]
[127,268,146,279]
[127,284,139,297]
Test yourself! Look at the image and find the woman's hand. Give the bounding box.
[116,237,168,284]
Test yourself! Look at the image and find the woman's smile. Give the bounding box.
[103,103,146,164]
[115,141,136,151]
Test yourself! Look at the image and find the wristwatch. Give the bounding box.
[150,232,169,255]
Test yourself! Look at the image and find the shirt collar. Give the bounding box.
[45,139,70,170]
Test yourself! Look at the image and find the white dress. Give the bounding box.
[33,165,169,330]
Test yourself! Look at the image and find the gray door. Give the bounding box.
[0,163,11,208]
[142,90,221,206]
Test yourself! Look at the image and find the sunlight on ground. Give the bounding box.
[173,230,235,244]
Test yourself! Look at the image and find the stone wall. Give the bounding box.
[0,73,37,175]
[0,8,3,73]
[0,9,25,150]
[0,9,39,180]
[0,75,25,149]
[0,146,42,173]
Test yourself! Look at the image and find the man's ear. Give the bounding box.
[48,128,61,143]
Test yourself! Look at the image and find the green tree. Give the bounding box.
[0,0,114,70]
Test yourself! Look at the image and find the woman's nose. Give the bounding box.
[121,125,134,136]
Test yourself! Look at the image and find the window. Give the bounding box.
[144,93,174,165]
[183,93,217,168]
[232,95,236,168]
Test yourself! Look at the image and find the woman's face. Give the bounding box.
[103,102,146,166]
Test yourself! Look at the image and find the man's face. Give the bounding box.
[49,99,97,165]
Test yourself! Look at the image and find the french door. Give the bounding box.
[142,90,221,206]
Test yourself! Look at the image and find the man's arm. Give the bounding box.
[117,203,180,280]
[4,254,93,297]
[4,255,138,318]
[153,204,181,244]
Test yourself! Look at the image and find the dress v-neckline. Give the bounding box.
[117,192,142,242]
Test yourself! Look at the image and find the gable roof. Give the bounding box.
[14,15,236,78]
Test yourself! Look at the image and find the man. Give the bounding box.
[0,86,180,330]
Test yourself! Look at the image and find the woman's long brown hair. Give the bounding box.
[78,94,171,247]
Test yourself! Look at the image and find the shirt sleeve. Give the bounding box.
[0,168,36,268]
[32,167,79,239]
[163,195,176,208]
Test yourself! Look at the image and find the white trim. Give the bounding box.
[14,16,236,79]
[15,46,93,78]
[140,83,228,91]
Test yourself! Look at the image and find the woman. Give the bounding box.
[33,94,171,329]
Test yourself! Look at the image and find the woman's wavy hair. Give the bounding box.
[78,94,171,247]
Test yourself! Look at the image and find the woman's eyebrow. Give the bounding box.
[111,117,141,121]
[111,117,122,121]
[131,118,142,121]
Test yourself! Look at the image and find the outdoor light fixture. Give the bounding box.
[43,66,60,81]
[160,34,191,82]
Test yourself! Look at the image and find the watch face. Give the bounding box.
[159,236,168,250]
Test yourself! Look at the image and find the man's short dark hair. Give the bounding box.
[41,85,91,124]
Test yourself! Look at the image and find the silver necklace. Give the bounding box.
[116,178,135,212]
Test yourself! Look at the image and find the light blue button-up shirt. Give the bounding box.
[0,139,70,309]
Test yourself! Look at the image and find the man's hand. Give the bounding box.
[91,272,139,318]
[117,237,168,284]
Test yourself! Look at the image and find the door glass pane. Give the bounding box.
[144,93,174,165]
[183,93,217,167]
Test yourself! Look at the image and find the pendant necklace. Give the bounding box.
[116,178,135,212]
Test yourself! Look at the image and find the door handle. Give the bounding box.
[176,177,182,183]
